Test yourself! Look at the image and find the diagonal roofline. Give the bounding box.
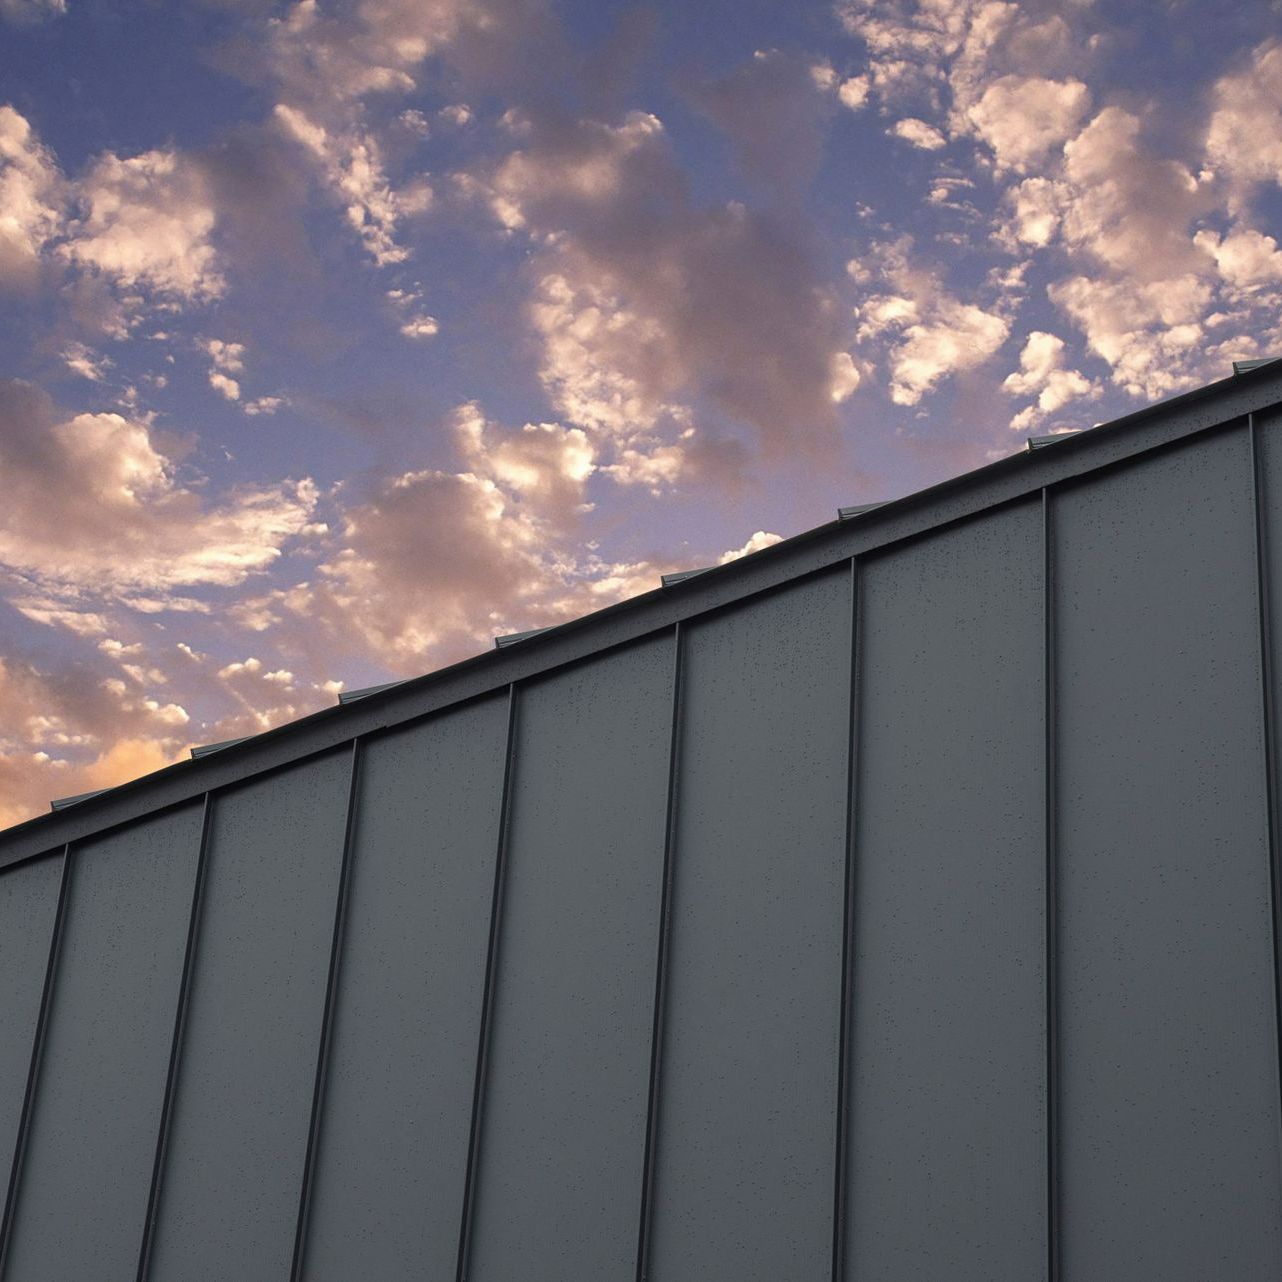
[4,361,1282,869]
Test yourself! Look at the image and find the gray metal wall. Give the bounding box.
[2,415,1282,1281]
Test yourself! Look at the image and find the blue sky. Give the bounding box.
[1,0,1280,823]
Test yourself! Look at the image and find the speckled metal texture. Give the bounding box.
[301,695,509,1281]
[844,499,1047,1281]
[1053,426,1282,1280]
[467,637,674,1281]
[4,806,203,1282]
[2,387,1282,1280]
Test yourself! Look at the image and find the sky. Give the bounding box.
[1,0,1281,826]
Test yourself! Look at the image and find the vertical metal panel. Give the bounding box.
[0,851,67,1274]
[843,501,1046,1281]
[1055,428,1282,1278]
[0,856,61,1204]
[1254,411,1282,1178]
[147,751,351,1281]
[5,806,204,1281]
[469,637,674,1281]
[302,694,510,1282]
[454,688,518,1282]
[289,741,363,1281]
[648,570,850,1280]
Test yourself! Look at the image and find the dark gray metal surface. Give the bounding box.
[4,806,203,1281]
[1,381,1282,1279]
[0,853,61,1252]
[468,638,674,1281]
[844,502,1047,1280]
[302,696,509,1282]
[647,572,851,1281]
[147,753,351,1281]
[1054,428,1282,1278]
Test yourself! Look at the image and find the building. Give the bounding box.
[2,363,1282,1280]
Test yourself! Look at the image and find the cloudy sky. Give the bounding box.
[1,0,1280,826]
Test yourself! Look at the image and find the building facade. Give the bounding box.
[2,366,1282,1280]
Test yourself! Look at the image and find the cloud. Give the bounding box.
[838,75,871,111]
[0,0,66,24]
[61,341,112,381]
[273,102,431,266]
[889,118,947,150]
[1205,39,1282,201]
[1001,330,1099,430]
[0,379,319,603]
[62,147,224,301]
[854,237,1010,405]
[0,106,64,285]
[260,0,550,265]
[489,108,856,476]
[0,652,193,828]
[718,530,782,562]
[454,401,595,519]
[1048,273,1210,399]
[1194,226,1282,291]
[689,49,835,194]
[964,75,1089,171]
[386,286,438,337]
[203,337,246,400]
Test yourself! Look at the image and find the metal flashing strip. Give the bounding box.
[1042,489,1062,1282]
[830,558,861,1282]
[660,568,712,588]
[837,502,887,521]
[189,738,249,760]
[1248,414,1282,1215]
[336,680,409,705]
[135,796,215,1282]
[6,367,1282,870]
[290,740,364,1281]
[0,844,74,1278]
[494,627,553,649]
[49,791,107,812]
[1026,433,1081,451]
[634,623,685,1282]
[1236,358,1281,376]
[455,686,519,1282]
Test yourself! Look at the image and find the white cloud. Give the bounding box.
[63,148,224,300]
[1001,330,1099,429]
[838,75,871,111]
[0,379,319,603]
[854,238,1010,405]
[203,337,245,401]
[61,341,112,381]
[890,117,947,150]
[1048,273,1210,399]
[718,530,782,563]
[0,0,66,23]
[0,105,64,283]
[1205,40,1282,199]
[243,395,286,416]
[273,102,431,266]
[1194,226,1282,291]
[964,75,1089,171]
[454,401,595,518]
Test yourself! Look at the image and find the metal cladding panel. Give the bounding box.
[1054,428,1282,1278]
[469,638,673,1281]
[303,695,509,1282]
[845,501,1046,1280]
[5,805,204,1282]
[148,752,351,1282]
[648,570,850,1280]
[0,855,61,1205]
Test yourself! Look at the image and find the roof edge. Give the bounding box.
[3,363,1280,868]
